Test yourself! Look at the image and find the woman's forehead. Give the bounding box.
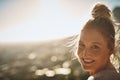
[80,28,107,44]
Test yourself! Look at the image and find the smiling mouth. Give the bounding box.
[82,59,95,64]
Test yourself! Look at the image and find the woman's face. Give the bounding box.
[78,28,111,75]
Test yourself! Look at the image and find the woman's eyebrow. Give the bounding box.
[79,40,83,43]
[92,42,102,45]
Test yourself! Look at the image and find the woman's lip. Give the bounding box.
[82,58,95,64]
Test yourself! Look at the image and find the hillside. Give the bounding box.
[0,36,87,80]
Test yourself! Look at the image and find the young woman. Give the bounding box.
[76,3,120,80]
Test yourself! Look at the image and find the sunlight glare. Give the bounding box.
[62,61,70,68]
[35,69,44,76]
[55,68,71,75]
[45,70,55,77]
[51,56,57,62]
[28,53,36,60]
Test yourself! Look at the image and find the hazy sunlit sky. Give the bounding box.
[0,0,120,42]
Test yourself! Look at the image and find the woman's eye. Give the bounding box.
[79,43,85,49]
[91,45,99,49]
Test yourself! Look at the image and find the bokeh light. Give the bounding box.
[55,68,71,75]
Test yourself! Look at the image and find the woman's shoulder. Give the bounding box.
[94,67,120,80]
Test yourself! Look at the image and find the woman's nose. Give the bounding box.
[82,49,89,57]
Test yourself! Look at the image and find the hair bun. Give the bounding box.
[92,3,111,19]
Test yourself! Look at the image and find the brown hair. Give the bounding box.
[83,3,115,51]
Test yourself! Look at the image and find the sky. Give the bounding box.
[0,0,120,42]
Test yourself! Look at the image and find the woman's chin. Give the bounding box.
[83,67,92,72]
[82,65,95,74]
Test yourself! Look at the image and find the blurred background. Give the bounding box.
[0,0,120,80]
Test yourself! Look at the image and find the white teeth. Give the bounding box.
[83,59,94,63]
